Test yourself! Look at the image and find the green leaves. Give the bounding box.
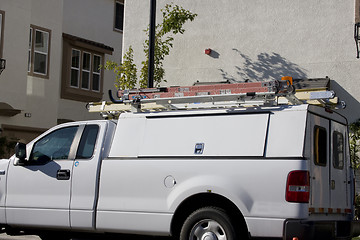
[350,119,360,169]
[104,3,197,90]
[141,3,197,88]
[103,46,138,90]
[161,4,197,35]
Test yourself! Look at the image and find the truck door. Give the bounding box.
[330,121,351,212]
[309,114,351,215]
[69,123,105,230]
[309,114,330,211]
[6,125,81,228]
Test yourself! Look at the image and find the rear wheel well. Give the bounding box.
[170,193,248,238]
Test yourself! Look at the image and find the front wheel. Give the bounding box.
[180,207,238,240]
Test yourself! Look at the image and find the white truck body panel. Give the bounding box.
[0,158,9,225]
[96,159,309,236]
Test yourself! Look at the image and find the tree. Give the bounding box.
[104,3,197,90]
[350,119,360,219]
[0,136,17,159]
[350,119,360,170]
[103,46,138,90]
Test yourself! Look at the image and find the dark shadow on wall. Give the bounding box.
[331,80,360,123]
[219,49,308,82]
[217,49,360,121]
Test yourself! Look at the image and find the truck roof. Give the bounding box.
[118,104,347,125]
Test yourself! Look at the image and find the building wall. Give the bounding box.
[0,0,63,140]
[0,1,29,113]
[0,0,123,149]
[59,0,123,122]
[123,0,360,122]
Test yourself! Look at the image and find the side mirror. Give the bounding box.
[14,142,27,166]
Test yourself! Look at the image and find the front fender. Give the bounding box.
[0,157,10,224]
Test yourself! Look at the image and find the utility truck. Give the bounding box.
[0,78,358,240]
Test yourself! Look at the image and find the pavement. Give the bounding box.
[0,233,172,240]
[0,234,39,240]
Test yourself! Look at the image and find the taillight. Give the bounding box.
[286,170,310,203]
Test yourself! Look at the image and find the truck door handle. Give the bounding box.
[56,169,70,180]
[331,180,335,190]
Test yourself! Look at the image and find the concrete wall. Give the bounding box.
[123,0,360,122]
[0,0,123,146]
[0,0,63,131]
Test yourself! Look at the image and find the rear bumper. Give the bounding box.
[284,219,354,240]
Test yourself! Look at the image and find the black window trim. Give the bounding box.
[0,10,5,59]
[332,130,345,170]
[114,0,124,32]
[314,125,327,167]
[76,124,100,160]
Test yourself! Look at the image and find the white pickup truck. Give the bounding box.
[0,104,358,240]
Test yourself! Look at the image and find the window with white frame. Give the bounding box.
[69,49,102,92]
[28,25,51,78]
[61,33,111,102]
[114,0,124,32]
[92,55,101,92]
[81,52,91,90]
[70,49,80,88]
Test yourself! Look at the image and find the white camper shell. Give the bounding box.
[99,104,353,239]
[0,102,356,240]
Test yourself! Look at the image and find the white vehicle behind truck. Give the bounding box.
[0,79,359,240]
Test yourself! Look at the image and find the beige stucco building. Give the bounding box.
[0,0,124,155]
[2,0,360,157]
[123,0,360,123]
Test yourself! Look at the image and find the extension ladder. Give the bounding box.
[87,77,343,119]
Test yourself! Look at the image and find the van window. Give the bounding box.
[76,125,99,159]
[30,126,78,164]
[333,131,344,169]
[314,126,327,166]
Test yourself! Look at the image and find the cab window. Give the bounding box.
[76,125,99,159]
[29,126,78,164]
[314,125,327,166]
[333,131,344,169]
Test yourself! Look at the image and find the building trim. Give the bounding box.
[61,35,109,102]
[356,0,360,23]
[114,0,124,33]
[0,102,21,117]
[0,10,5,58]
[1,124,47,135]
[28,24,52,79]
[62,33,114,55]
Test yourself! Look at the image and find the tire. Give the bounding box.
[180,207,238,240]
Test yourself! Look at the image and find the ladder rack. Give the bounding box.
[87,78,344,119]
